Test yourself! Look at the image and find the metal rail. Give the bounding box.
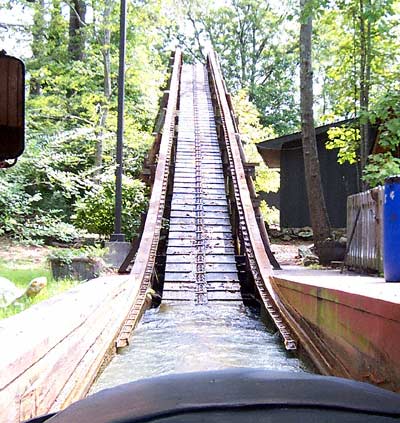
[115,49,182,349]
[193,65,208,305]
[206,51,297,350]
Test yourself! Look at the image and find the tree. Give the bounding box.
[314,0,399,188]
[232,90,280,224]
[358,0,371,177]
[92,0,112,171]
[363,90,400,187]
[176,0,300,135]
[300,0,331,260]
[68,0,87,61]
[0,0,171,243]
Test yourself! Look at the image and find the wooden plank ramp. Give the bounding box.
[163,64,241,303]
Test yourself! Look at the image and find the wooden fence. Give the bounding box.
[346,186,384,272]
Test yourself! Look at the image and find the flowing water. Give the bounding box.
[91,302,310,394]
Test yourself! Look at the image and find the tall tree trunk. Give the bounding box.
[30,0,45,96]
[95,0,112,172]
[68,0,86,61]
[359,0,371,189]
[300,0,331,258]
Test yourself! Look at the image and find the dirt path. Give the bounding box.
[0,238,50,267]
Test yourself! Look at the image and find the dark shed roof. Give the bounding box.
[256,118,356,152]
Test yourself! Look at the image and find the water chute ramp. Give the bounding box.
[115,49,296,351]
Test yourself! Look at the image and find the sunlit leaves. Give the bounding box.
[73,174,148,239]
[176,0,300,135]
[0,0,169,242]
[232,90,280,195]
[315,0,399,122]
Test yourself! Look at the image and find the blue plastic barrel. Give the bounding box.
[383,175,400,282]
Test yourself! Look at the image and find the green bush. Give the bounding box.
[363,153,400,187]
[363,91,400,187]
[73,175,148,240]
[47,246,105,265]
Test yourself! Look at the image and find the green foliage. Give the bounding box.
[232,90,280,194]
[47,246,106,265]
[0,130,95,244]
[73,175,148,240]
[176,0,300,135]
[259,200,280,226]
[0,156,84,244]
[324,90,400,185]
[361,90,400,187]
[0,0,169,243]
[2,0,399,236]
[363,153,400,187]
[233,90,275,146]
[315,2,399,186]
[326,125,360,164]
[315,1,399,122]
[368,91,400,150]
[232,90,280,225]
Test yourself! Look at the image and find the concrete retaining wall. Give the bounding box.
[273,275,400,392]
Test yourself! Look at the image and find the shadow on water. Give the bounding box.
[91,302,311,394]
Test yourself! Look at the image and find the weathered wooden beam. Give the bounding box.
[0,275,140,423]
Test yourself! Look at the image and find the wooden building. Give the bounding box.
[256,120,361,228]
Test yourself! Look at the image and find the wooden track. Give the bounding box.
[116,50,297,351]
[207,51,297,350]
[163,64,241,303]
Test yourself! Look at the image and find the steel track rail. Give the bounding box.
[207,51,297,351]
[193,65,208,305]
[115,49,182,350]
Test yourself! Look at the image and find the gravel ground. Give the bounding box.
[270,240,312,266]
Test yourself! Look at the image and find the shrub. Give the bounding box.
[47,245,105,264]
[363,153,400,187]
[73,175,148,240]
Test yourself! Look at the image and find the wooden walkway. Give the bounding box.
[163,64,241,303]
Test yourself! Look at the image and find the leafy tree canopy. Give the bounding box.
[0,0,170,242]
[175,0,300,135]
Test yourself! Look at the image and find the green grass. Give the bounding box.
[0,259,79,320]
[0,260,52,288]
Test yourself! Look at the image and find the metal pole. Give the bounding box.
[111,0,127,242]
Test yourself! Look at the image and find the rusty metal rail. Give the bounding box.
[193,65,208,304]
[206,51,297,350]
